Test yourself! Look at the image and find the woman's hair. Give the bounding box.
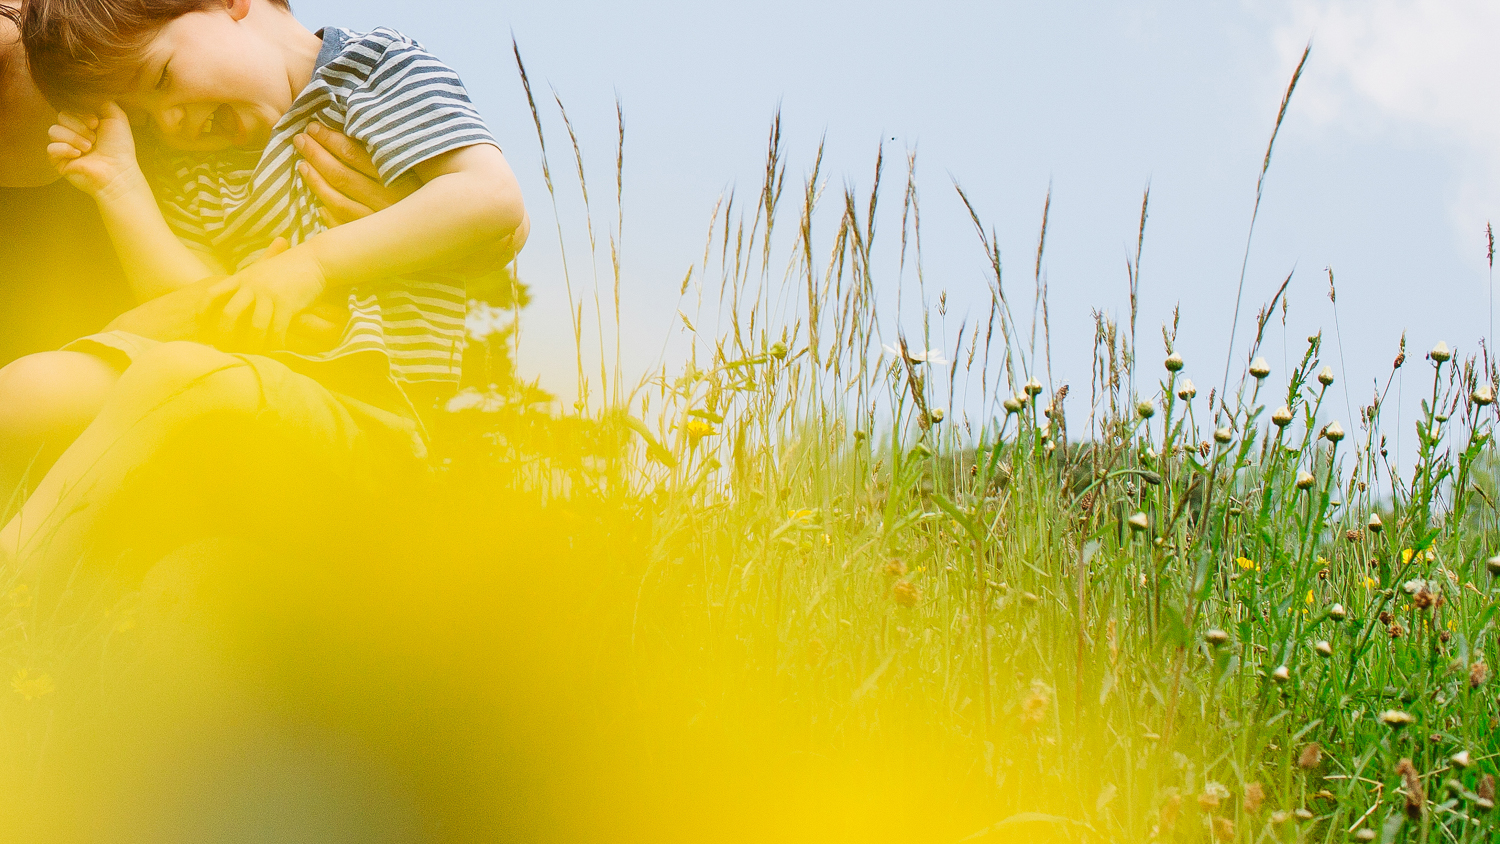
[21,0,291,110]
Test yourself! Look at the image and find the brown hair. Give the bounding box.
[20,0,290,110]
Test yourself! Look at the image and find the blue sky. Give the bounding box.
[301,0,1497,440]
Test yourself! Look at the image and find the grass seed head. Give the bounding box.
[1473,384,1494,406]
[892,580,921,608]
[1299,742,1322,768]
[1250,357,1271,379]
[1272,665,1291,684]
[1165,351,1184,372]
[1273,405,1294,427]
[1314,640,1332,657]
[1478,774,1496,803]
[1317,365,1335,386]
[1137,400,1156,419]
[1296,471,1316,490]
[1214,426,1232,443]
[1470,662,1488,687]
[1323,421,1345,442]
[1430,341,1452,363]
[1242,782,1265,814]
[1127,512,1150,532]
[1177,379,1196,400]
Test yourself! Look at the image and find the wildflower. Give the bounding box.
[1242,782,1265,814]
[1198,781,1229,812]
[1470,662,1488,688]
[1345,528,1363,542]
[1024,377,1044,396]
[1379,710,1416,728]
[769,340,788,360]
[1019,679,1052,727]
[1429,341,1451,363]
[1211,817,1234,842]
[1314,640,1332,657]
[1127,512,1149,532]
[685,418,718,441]
[1473,385,1494,406]
[1330,604,1346,620]
[1451,750,1471,769]
[1165,352,1184,372]
[1249,357,1271,379]
[884,558,908,577]
[1305,590,1315,606]
[806,637,827,666]
[1322,421,1344,442]
[1177,379,1196,400]
[1272,405,1294,426]
[1396,758,1425,819]
[1413,589,1435,610]
[1298,743,1322,768]
[1362,577,1376,590]
[1401,548,1415,565]
[1137,400,1156,419]
[11,670,54,701]
[892,580,921,608]
[1204,629,1230,647]
[1003,396,1024,414]
[928,408,945,425]
[1214,426,1232,443]
[1272,665,1290,684]
[1317,366,1335,386]
[1236,556,1260,572]
[1295,471,1316,490]
[1487,555,1500,576]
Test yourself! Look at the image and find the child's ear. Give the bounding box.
[226,0,252,22]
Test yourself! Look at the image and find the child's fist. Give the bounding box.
[47,102,142,200]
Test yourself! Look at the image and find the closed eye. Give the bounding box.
[155,60,171,91]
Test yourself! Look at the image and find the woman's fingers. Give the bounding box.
[297,156,372,224]
[306,122,380,179]
[294,125,419,215]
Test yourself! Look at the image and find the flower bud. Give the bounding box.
[1127,512,1149,532]
[1430,341,1451,363]
[1165,352,1184,372]
[1315,640,1332,657]
[1003,396,1023,414]
[769,341,788,360]
[1323,421,1345,442]
[1137,401,1156,419]
[1214,427,1233,444]
[1487,555,1500,576]
[928,408,945,424]
[1452,750,1472,769]
[1473,385,1494,406]
[1317,366,1335,386]
[1329,603,1346,620]
[1296,471,1316,490]
[1272,665,1290,683]
[1368,513,1383,533]
[1379,709,1416,728]
[1205,628,1230,646]
[1177,379,1196,400]
[1249,357,1271,379]
[1354,829,1375,842]
[1024,377,1044,396]
[1272,405,1294,427]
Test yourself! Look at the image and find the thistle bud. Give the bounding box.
[1474,385,1494,406]
[1452,750,1472,769]
[1272,406,1294,427]
[1127,512,1150,532]
[1272,665,1290,683]
[1379,709,1416,728]
[1165,352,1184,372]
[1024,377,1044,396]
[769,341,788,360]
[1293,808,1314,822]
[1314,640,1332,657]
[1354,830,1375,842]
[1177,379,1196,400]
[1323,421,1345,442]
[1317,366,1335,386]
[1003,396,1023,414]
[1296,471,1316,490]
[1038,423,1051,441]
[1205,628,1230,646]
[928,408,945,425]
[1487,555,1500,576]
[1430,341,1451,363]
[1329,603,1346,621]
[1214,427,1233,444]
[1137,401,1156,419]
[1368,513,1383,533]
[1249,357,1271,379]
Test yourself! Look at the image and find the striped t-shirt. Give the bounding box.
[147,26,499,387]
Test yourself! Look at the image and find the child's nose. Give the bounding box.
[153,105,186,138]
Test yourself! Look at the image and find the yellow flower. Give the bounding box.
[1237,557,1260,572]
[11,669,54,701]
[1305,590,1315,605]
[1402,549,1414,565]
[684,418,717,440]
[1362,577,1376,589]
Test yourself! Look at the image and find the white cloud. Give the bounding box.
[1272,0,1500,232]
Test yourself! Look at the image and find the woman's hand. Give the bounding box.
[294,123,421,227]
[46,102,144,201]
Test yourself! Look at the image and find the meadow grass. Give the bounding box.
[4,49,1500,844]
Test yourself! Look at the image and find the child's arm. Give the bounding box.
[47,103,220,301]
[213,142,528,347]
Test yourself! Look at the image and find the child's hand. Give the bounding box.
[207,245,329,350]
[46,102,144,200]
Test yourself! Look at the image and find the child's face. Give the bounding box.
[116,9,294,152]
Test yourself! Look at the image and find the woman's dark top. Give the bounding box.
[0,180,131,367]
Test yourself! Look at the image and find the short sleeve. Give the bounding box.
[338,31,498,185]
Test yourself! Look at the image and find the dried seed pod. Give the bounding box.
[1249,357,1271,379]
[928,408,945,424]
[1296,471,1316,490]
[1471,662,1488,688]
[892,580,922,608]
[1323,421,1345,442]
[1430,341,1452,363]
[1272,405,1294,427]
[1345,529,1363,542]
[1137,401,1156,419]
[1165,351,1184,372]
[1317,366,1335,386]
[1293,808,1314,821]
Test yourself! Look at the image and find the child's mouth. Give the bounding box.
[201,104,240,141]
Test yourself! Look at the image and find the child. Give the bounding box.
[21,0,528,410]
